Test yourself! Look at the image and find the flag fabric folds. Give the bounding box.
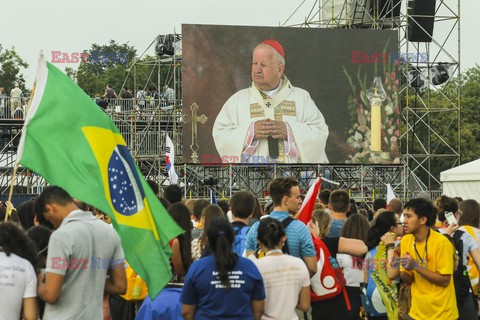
[165,134,178,185]
[297,177,322,225]
[17,56,183,299]
[386,183,396,210]
[210,189,217,204]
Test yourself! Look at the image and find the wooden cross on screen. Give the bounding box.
[182,103,207,163]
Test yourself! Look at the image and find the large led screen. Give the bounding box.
[182,24,400,164]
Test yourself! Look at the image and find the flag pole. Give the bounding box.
[4,163,19,222]
[5,75,38,221]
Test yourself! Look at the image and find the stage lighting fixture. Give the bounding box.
[430,63,450,85]
[408,69,424,88]
[203,176,218,186]
[155,34,175,56]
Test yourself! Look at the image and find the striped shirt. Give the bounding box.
[246,211,316,258]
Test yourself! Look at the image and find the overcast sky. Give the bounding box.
[1,0,478,88]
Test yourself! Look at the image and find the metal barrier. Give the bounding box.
[0,97,182,120]
[0,96,28,119]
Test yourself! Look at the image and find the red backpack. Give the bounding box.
[310,237,350,308]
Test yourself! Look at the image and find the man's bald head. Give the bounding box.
[251,43,285,91]
[389,198,403,214]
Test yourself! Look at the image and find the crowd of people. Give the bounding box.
[94,84,176,111]
[0,82,177,120]
[1,178,480,320]
[0,82,27,119]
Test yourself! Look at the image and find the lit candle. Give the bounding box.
[371,98,381,151]
[367,77,387,153]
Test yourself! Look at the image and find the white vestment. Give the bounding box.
[212,77,329,163]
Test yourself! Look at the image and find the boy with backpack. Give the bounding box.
[400,198,458,320]
[230,191,256,257]
[246,177,317,277]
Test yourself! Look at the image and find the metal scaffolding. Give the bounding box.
[282,0,461,193]
[179,163,406,208]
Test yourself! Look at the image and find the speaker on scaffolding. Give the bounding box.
[155,34,175,56]
[407,0,436,42]
[408,68,425,88]
[378,0,402,19]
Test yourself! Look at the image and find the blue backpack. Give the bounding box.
[233,225,250,257]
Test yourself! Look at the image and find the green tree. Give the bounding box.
[0,45,29,93]
[76,40,137,96]
[74,41,176,99]
[459,65,480,163]
[65,67,77,82]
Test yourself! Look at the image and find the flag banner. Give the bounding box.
[386,183,396,210]
[210,189,217,204]
[297,177,322,225]
[165,135,178,184]
[17,55,183,299]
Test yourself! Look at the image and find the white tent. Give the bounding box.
[440,159,480,202]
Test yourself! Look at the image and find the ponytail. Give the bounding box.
[207,217,237,288]
[257,217,285,250]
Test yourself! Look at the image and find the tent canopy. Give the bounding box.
[441,159,480,202]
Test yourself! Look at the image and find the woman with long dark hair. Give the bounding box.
[254,217,310,319]
[191,204,224,261]
[168,203,193,281]
[337,214,370,320]
[458,199,480,296]
[0,222,39,320]
[458,199,480,246]
[181,217,265,320]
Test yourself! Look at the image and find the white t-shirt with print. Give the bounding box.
[0,252,37,320]
[254,254,310,320]
[337,253,364,287]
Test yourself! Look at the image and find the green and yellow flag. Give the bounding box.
[372,242,398,319]
[17,55,183,298]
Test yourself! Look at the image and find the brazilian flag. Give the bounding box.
[17,55,183,298]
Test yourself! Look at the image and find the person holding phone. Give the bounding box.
[436,195,480,319]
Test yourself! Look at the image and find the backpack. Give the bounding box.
[450,230,474,304]
[462,226,480,295]
[254,216,294,259]
[233,225,250,257]
[310,237,348,304]
[280,217,294,254]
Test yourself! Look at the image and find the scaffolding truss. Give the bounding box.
[282,0,461,193]
[178,163,406,208]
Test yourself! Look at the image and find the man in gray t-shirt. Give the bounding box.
[36,186,127,320]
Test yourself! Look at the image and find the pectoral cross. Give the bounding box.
[266,102,271,107]
[182,103,207,163]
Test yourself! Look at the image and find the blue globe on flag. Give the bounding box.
[108,145,145,216]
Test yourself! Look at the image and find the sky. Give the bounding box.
[1,0,478,88]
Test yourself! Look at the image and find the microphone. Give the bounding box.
[268,136,279,159]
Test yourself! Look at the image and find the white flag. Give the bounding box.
[386,183,396,203]
[165,135,178,184]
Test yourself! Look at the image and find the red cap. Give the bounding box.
[262,39,285,58]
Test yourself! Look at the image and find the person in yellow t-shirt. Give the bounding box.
[400,198,458,320]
